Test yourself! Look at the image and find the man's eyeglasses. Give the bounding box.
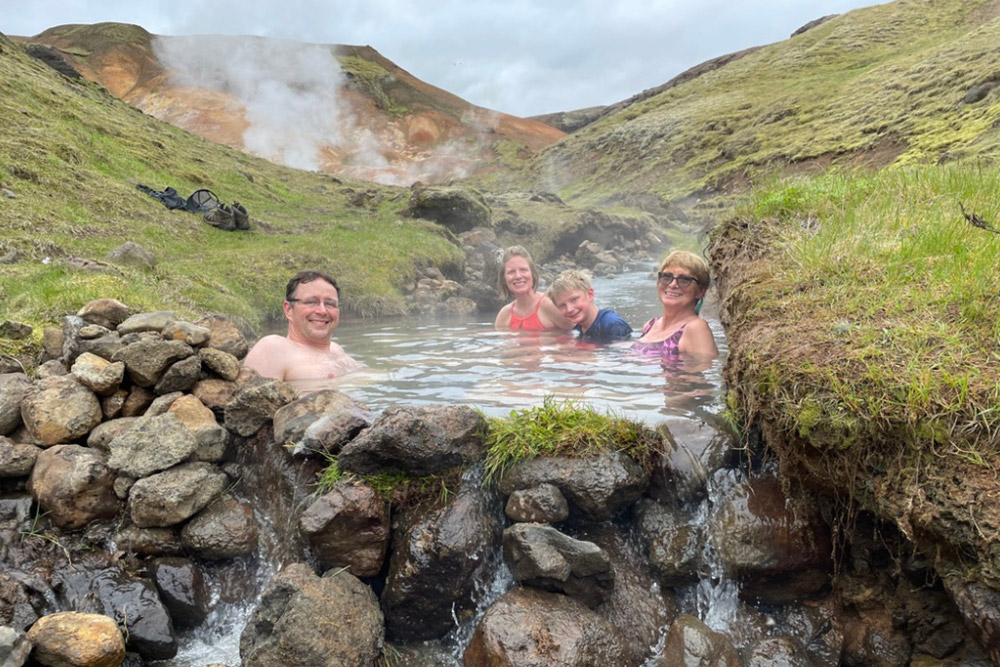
[288,298,340,310]
[657,272,698,288]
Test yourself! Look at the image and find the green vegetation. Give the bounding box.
[0,34,463,334]
[715,162,1000,475]
[524,0,1000,207]
[483,397,663,483]
[313,455,457,507]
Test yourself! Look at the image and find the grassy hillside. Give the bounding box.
[0,31,464,331]
[527,0,1000,207]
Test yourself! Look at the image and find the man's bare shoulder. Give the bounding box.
[249,335,297,352]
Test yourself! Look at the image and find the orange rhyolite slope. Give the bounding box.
[18,22,564,185]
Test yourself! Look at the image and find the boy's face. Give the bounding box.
[553,288,596,324]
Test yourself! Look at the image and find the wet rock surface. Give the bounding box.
[240,563,384,667]
[381,481,503,641]
[299,481,390,577]
[463,587,631,666]
[338,404,487,476]
[497,450,650,520]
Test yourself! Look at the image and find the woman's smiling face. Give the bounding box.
[504,256,535,296]
[658,264,705,308]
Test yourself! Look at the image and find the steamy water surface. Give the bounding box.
[323,266,729,428]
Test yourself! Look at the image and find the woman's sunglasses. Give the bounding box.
[657,272,698,288]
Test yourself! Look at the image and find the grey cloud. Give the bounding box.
[5,0,885,116]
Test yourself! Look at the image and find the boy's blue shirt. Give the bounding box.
[577,308,633,341]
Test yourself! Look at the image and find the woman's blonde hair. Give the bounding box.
[497,246,540,300]
[659,250,710,286]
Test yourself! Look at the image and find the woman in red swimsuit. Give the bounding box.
[493,246,572,331]
[632,250,718,359]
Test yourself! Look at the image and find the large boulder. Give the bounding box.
[381,483,503,640]
[402,185,492,233]
[196,314,250,359]
[502,523,613,608]
[148,557,210,630]
[27,445,119,530]
[107,413,198,478]
[240,563,384,667]
[180,496,259,559]
[26,612,125,667]
[84,568,176,661]
[496,451,650,521]
[0,374,32,435]
[70,352,125,396]
[167,395,229,462]
[272,389,372,456]
[224,377,297,437]
[338,405,487,476]
[504,483,569,524]
[77,298,131,330]
[299,482,390,577]
[112,338,194,388]
[20,375,102,446]
[463,587,630,666]
[127,462,228,528]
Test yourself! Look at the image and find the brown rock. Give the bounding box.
[300,482,390,577]
[77,298,131,330]
[28,445,119,530]
[27,611,125,667]
[20,375,102,446]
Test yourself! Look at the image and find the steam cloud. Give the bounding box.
[152,34,501,185]
[154,35,346,171]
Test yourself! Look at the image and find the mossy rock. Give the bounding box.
[402,186,493,234]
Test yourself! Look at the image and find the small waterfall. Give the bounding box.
[694,469,743,632]
[154,432,316,666]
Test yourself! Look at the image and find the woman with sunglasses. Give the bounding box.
[632,250,718,359]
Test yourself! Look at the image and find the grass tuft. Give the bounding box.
[483,396,663,483]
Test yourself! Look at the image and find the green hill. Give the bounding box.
[524,0,1000,209]
[0,29,469,333]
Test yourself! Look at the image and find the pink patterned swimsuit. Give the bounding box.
[631,318,685,357]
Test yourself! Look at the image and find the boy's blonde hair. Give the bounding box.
[547,268,593,302]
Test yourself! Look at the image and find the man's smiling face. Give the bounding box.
[283,278,340,347]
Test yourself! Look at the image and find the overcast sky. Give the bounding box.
[3,0,885,117]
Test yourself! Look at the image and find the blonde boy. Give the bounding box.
[547,269,632,341]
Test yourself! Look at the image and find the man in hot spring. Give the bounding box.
[243,270,362,392]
